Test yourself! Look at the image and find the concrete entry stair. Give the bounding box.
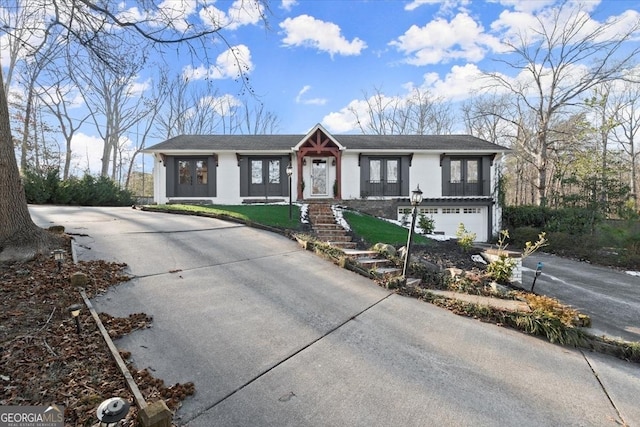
[307,202,356,249]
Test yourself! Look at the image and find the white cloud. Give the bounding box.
[490,1,632,52]
[418,64,490,101]
[321,63,491,133]
[118,0,198,32]
[199,0,264,30]
[322,104,361,133]
[128,77,151,97]
[493,0,557,13]
[390,12,499,65]
[279,14,367,58]
[404,0,470,12]
[199,93,243,116]
[281,0,298,11]
[295,85,327,105]
[69,132,106,176]
[182,44,253,80]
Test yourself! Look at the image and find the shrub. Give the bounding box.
[456,223,476,252]
[23,167,60,204]
[503,205,601,235]
[23,170,134,206]
[418,214,435,235]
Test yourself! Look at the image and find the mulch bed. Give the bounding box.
[0,249,193,426]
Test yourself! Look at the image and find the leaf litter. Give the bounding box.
[0,251,194,426]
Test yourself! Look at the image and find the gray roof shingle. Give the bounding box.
[144,134,509,152]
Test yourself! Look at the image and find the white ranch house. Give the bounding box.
[143,124,509,242]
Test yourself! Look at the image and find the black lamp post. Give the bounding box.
[402,185,423,278]
[286,163,293,220]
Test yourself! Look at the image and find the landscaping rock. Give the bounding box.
[374,243,397,257]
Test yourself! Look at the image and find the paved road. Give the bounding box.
[30,206,640,426]
[521,253,640,343]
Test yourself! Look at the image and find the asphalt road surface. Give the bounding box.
[521,253,640,343]
[29,206,640,426]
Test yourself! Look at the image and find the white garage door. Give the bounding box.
[399,206,488,242]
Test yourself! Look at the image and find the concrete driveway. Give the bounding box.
[30,206,640,426]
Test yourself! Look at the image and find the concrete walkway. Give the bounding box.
[428,289,531,312]
[29,206,640,426]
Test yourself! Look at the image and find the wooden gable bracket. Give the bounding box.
[409,153,414,167]
[440,153,446,167]
[358,153,362,167]
[236,153,242,167]
[159,153,167,165]
[213,154,219,167]
[490,153,496,166]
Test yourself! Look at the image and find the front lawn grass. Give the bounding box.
[150,204,302,229]
[342,210,431,246]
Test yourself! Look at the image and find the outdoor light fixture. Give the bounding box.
[96,397,130,426]
[402,185,423,278]
[52,249,65,272]
[68,303,82,334]
[286,164,294,220]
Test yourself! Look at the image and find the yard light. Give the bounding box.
[52,249,65,272]
[402,185,423,278]
[96,397,130,426]
[68,303,82,334]
[286,163,293,220]
[531,261,543,293]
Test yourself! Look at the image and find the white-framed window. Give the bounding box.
[442,208,460,214]
[463,207,481,214]
[419,208,438,215]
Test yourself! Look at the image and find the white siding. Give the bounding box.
[340,153,360,199]
[410,154,441,196]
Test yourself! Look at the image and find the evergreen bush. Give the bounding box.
[23,169,134,206]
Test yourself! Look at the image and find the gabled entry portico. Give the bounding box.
[294,124,344,200]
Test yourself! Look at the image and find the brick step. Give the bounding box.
[356,258,393,269]
[316,234,352,243]
[311,216,335,221]
[313,228,347,236]
[328,241,357,249]
[375,267,402,275]
[342,249,378,259]
[313,222,341,228]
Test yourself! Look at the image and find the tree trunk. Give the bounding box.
[0,71,65,262]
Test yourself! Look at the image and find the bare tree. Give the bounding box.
[37,73,91,179]
[482,2,640,205]
[157,73,280,137]
[611,78,640,208]
[350,86,453,135]
[0,0,270,261]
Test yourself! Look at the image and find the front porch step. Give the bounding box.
[374,267,402,275]
[354,257,392,268]
[328,241,358,249]
[307,202,355,249]
[342,249,378,258]
[320,236,353,244]
[315,233,352,242]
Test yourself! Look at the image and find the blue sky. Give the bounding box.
[177,0,640,134]
[4,0,640,176]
